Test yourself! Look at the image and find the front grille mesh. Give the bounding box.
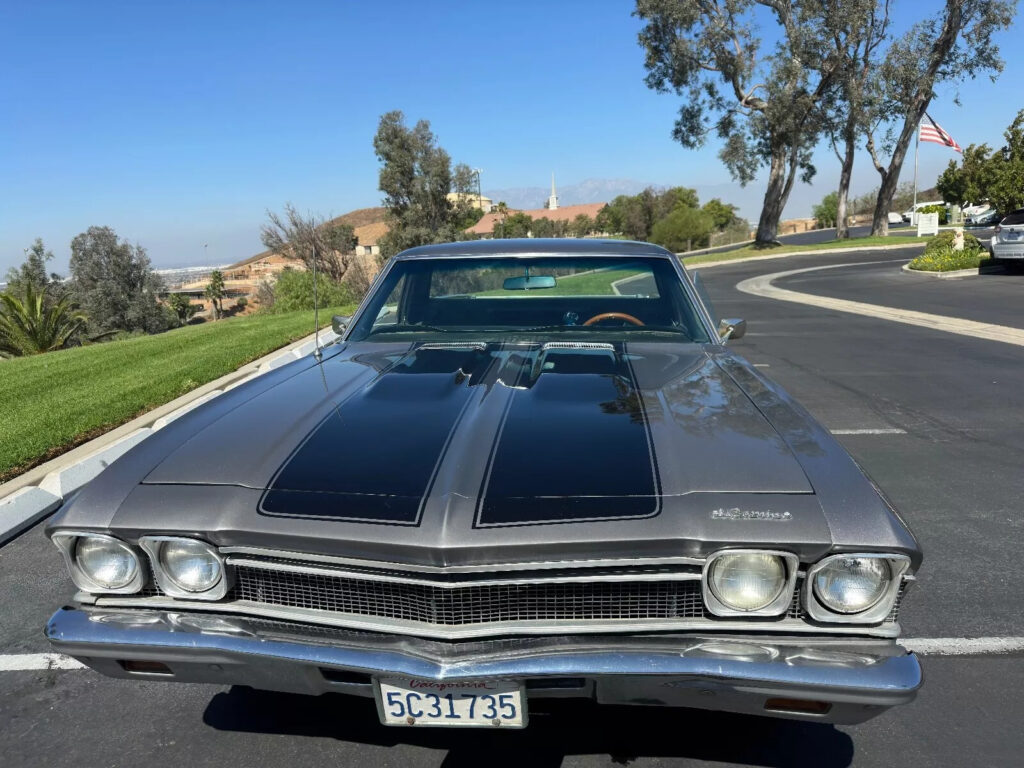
[142,561,904,630]
[232,565,712,625]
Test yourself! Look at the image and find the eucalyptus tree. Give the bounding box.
[820,0,892,238]
[635,0,843,245]
[68,226,169,335]
[863,0,1015,235]
[5,238,64,301]
[372,111,477,258]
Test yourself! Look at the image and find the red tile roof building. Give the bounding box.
[465,202,606,237]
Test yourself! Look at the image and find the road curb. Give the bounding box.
[900,263,980,279]
[0,326,339,546]
[687,241,926,271]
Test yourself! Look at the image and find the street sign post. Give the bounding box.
[917,212,940,237]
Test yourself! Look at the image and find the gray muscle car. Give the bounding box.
[45,239,922,728]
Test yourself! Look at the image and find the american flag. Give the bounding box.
[919,115,962,153]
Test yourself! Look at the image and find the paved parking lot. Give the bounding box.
[2,246,1021,767]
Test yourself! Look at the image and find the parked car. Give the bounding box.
[990,208,1024,268]
[968,208,1000,226]
[45,239,922,728]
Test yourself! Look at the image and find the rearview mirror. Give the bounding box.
[502,275,556,290]
[718,318,746,341]
[331,315,351,336]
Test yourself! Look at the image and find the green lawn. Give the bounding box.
[682,235,924,267]
[0,306,355,482]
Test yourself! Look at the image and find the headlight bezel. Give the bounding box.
[804,553,910,623]
[702,549,799,617]
[51,531,146,594]
[139,536,230,600]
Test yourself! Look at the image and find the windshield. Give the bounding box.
[347,255,711,343]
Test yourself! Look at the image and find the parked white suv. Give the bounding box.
[990,209,1024,270]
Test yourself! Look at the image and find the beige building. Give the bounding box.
[447,192,494,212]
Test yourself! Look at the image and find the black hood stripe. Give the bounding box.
[475,345,662,527]
[259,348,486,525]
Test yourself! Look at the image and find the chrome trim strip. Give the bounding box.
[214,547,707,573]
[88,595,902,640]
[541,341,615,350]
[225,556,701,588]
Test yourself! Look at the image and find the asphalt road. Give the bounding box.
[3,246,1022,766]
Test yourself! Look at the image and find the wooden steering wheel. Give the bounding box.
[582,312,645,327]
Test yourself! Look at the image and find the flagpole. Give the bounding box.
[913,120,920,215]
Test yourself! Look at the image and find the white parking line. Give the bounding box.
[753,363,771,368]
[830,428,907,435]
[1,637,1022,671]
[0,653,85,671]
[902,637,1024,656]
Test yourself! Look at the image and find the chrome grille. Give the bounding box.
[232,565,710,625]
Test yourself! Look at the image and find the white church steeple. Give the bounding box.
[547,173,559,210]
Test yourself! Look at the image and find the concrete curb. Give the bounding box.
[737,261,1024,348]
[900,263,980,279]
[0,325,340,545]
[687,241,926,271]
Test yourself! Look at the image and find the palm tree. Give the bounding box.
[496,201,509,238]
[0,284,88,358]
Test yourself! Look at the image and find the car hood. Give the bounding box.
[142,341,813,508]
[57,340,921,566]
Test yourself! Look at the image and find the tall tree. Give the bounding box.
[373,111,476,257]
[820,0,891,238]
[261,204,356,283]
[68,226,169,335]
[0,284,87,358]
[864,0,1014,235]
[5,238,63,301]
[635,0,842,245]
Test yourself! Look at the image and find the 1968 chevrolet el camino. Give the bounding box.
[45,239,922,728]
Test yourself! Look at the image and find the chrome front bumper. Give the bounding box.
[47,607,921,725]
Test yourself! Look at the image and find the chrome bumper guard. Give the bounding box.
[47,607,921,725]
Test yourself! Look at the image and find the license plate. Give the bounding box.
[375,677,527,728]
[1006,232,1020,240]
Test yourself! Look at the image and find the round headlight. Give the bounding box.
[160,540,222,593]
[75,537,139,590]
[709,553,787,612]
[813,557,891,614]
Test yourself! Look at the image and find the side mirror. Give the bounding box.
[718,318,746,341]
[331,315,351,336]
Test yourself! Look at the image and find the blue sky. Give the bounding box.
[2,0,1021,274]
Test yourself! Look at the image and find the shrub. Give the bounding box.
[923,230,982,255]
[917,204,948,225]
[261,268,354,314]
[909,243,989,272]
[235,296,248,310]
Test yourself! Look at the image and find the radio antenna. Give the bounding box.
[312,229,322,360]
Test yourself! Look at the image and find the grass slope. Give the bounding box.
[0,306,354,482]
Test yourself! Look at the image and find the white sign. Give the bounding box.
[917,212,940,237]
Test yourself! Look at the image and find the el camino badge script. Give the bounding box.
[712,508,792,522]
